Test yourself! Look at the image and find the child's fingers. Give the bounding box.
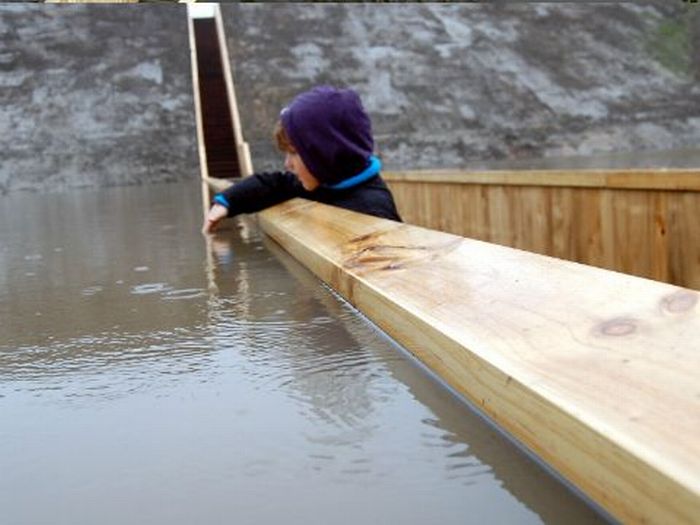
[202,218,218,234]
[202,204,228,234]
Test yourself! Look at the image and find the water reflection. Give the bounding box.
[0,182,605,524]
[203,216,606,523]
[256,233,609,523]
[203,222,395,433]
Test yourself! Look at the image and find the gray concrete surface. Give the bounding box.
[2,3,699,195]
[0,5,198,194]
[222,3,700,172]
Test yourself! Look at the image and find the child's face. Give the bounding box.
[285,151,320,191]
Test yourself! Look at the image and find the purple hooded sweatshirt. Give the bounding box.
[214,86,401,222]
[281,86,374,185]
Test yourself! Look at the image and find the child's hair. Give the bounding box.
[274,120,295,153]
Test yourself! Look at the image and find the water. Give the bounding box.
[0,181,606,524]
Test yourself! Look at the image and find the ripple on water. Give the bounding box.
[205,312,392,398]
[0,325,218,401]
[311,316,335,325]
[162,288,206,300]
[127,283,205,301]
[208,312,405,402]
[130,282,173,295]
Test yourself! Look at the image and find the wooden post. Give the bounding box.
[187,5,210,181]
[214,6,253,177]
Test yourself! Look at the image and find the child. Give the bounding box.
[202,86,402,234]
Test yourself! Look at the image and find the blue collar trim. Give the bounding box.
[325,156,381,190]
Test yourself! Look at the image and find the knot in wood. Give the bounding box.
[661,290,698,314]
[598,318,637,337]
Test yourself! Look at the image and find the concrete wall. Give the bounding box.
[2,4,699,194]
[222,3,700,173]
[0,5,198,194]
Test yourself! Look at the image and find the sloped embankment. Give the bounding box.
[223,3,700,172]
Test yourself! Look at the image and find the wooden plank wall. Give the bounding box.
[384,170,700,290]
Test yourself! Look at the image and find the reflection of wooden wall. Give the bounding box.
[384,170,700,290]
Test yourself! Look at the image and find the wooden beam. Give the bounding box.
[384,168,700,191]
[186,7,210,181]
[214,6,253,177]
[253,198,700,524]
[203,176,231,194]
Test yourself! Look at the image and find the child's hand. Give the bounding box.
[202,204,229,234]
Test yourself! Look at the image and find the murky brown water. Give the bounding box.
[0,181,607,524]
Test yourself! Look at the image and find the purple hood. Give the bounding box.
[280,86,374,185]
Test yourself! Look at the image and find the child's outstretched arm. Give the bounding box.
[201,171,305,234]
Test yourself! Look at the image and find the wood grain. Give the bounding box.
[254,198,700,524]
[385,171,700,289]
[384,169,700,190]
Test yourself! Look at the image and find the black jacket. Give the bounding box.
[218,171,402,222]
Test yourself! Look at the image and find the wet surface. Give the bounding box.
[0,182,606,524]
